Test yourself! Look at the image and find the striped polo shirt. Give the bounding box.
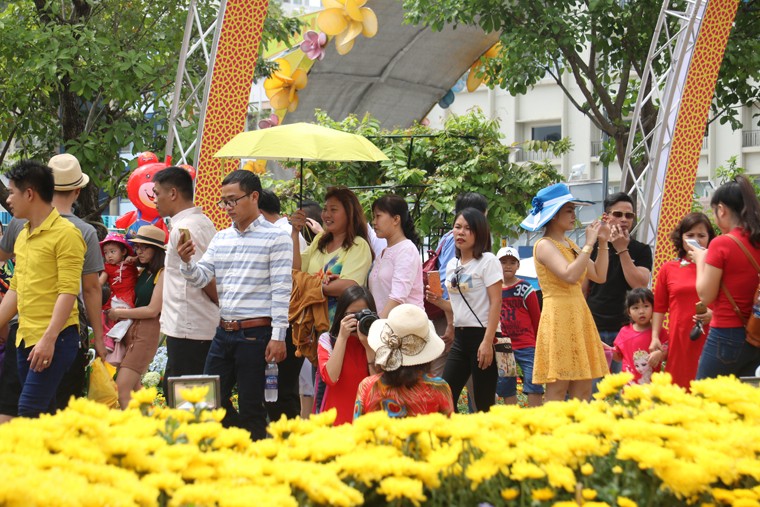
[180,214,293,341]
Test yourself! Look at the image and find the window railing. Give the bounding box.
[515,149,558,162]
[743,130,760,148]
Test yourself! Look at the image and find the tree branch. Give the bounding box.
[0,123,19,168]
[561,49,615,133]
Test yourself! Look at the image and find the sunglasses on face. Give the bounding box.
[609,211,636,219]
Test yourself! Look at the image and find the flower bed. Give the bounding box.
[0,373,758,506]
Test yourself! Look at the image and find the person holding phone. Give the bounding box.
[425,208,502,412]
[650,213,714,389]
[688,176,760,379]
[153,167,219,392]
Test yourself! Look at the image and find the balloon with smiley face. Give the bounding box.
[115,157,170,241]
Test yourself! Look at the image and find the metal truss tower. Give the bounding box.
[621,0,707,246]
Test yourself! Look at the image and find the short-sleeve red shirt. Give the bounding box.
[705,228,760,328]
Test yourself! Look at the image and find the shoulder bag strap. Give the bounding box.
[725,234,760,272]
[456,284,485,328]
[720,234,760,324]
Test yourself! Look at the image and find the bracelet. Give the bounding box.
[598,246,609,251]
[581,245,593,255]
[616,249,629,254]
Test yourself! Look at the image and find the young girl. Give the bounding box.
[613,288,668,385]
[317,285,378,425]
[354,304,452,419]
[425,207,503,412]
[99,232,138,351]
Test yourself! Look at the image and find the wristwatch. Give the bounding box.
[581,245,594,255]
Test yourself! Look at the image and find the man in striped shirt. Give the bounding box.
[178,170,292,440]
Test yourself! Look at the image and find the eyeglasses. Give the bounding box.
[450,266,464,289]
[134,244,148,252]
[610,211,636,220]
[217,193,252,209]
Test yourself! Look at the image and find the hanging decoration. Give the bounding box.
[258,113,280,129]
[300,30,328,61]
[243,160,267,175]
[263,58,308,112]
[466,43,502,92]
[317,0,378,56]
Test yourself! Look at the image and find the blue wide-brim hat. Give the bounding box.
[520,183,595,232]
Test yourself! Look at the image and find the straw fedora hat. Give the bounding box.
[131,225,166,250]
[367,304,444,371]
[48,153,90,191]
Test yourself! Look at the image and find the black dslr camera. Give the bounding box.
[353,309,379,336]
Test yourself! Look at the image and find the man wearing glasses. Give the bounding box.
[177,170,292,440]
[586,192,652,374]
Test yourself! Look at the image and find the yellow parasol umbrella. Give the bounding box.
[214,122,389,205]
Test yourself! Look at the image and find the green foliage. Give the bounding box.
[0,0,301,217]
[264,109,564,243]
[402,0,760,180]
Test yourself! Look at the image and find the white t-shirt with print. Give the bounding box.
[445,253,503,327]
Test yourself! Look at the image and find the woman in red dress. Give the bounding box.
[651,213,715,389]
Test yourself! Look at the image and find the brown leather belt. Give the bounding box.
[219,317,272,332]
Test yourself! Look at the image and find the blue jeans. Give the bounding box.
[696,327,760,379]
[17,325,79,418]
[496,347,545,397]
[204,326,271,440]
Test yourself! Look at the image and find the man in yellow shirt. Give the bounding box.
[0,161,85,417]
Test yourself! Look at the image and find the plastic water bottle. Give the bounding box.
[265,361,278,402]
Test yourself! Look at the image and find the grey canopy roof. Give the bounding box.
[284,1,500,129]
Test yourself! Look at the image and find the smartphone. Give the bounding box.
[179,228,191,245]
[427,271,442,296]
[685,238,704,250]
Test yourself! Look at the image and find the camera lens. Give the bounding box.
[354,310,379,336]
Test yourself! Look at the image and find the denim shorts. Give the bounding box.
[496,347,544,397]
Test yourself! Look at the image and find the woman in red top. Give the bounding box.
[651,213,715,389]
[317,285,377,425]
[689,176,760,379]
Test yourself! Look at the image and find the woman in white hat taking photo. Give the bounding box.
[105,225,166,408]
[521,183,611,402]
[354,304,452,418]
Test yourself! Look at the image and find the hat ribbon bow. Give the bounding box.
[530,197,544,216]
[374,323,427,372]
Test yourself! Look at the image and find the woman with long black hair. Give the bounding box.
[688,175,760,379]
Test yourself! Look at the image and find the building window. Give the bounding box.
[532,125,561,142]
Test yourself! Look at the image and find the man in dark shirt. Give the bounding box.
[586,192,652,373]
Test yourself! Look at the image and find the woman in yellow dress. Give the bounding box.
[521,183,611,401]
